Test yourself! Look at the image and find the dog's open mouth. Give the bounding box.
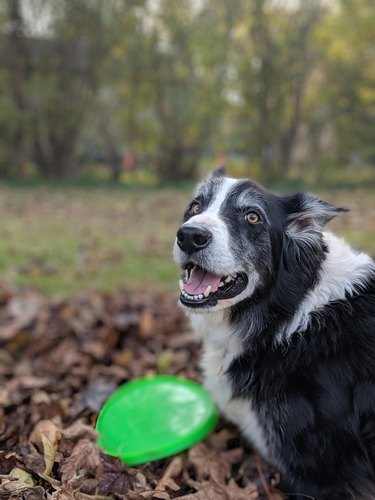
[179,264,248,308]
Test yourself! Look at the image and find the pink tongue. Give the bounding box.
[184,267,222,295]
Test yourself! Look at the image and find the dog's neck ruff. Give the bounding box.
[190,231,375,346]
[276,232,375,343]
[189,310,270,459]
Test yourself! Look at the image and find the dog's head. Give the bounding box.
[173,168,345,313]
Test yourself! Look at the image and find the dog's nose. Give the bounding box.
[176,226,211,254]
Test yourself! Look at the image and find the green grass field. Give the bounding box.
[0,182,373,297]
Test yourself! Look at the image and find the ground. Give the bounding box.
[0,181,374,499]
[0,287,281,499]
[0,183,373,296]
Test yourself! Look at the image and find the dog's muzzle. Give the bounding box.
[175,224,249,309]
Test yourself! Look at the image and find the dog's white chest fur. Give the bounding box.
[189,312,269,458]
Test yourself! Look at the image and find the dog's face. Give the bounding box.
[173,169,283,312]
[173,169,343,313]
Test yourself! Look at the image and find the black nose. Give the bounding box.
[176,226,212,254]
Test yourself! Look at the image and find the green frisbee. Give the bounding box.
[96,375,218,465]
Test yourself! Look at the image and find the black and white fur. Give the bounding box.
[173,169,375,499]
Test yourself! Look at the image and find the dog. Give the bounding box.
[173,168,375,499]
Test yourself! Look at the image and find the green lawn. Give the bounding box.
[0,183,373,297]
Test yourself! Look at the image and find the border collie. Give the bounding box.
[173,168,375,499]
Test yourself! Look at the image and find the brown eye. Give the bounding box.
[190,203,201,215]
[245,211,260,224]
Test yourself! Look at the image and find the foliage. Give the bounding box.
[0,0,374,181]
[313,0,375,164]
[230,0,324,181]
[0,0,115,178]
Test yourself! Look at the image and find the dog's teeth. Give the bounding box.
[185,269,189,281]
[197,294,203,299]
[203,285,211,298]
[219,281,224,287]
[225,276,232,283]
[179,280,184,292]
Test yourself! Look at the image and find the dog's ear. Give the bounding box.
[206,165,226,180]
[195,166,227,195]
[283,193,348,239]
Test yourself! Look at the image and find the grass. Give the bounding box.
[0,181,373,297]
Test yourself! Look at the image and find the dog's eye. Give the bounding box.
[190,203,201,215]
[244,211,260,224]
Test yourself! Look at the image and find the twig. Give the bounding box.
[255,453,274,500]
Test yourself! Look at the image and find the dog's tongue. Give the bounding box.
[184,267,221,295]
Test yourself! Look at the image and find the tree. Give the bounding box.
[102,0,239,182]
[312,0,375,165]
[231,0,322,181]
[0,0,116,178]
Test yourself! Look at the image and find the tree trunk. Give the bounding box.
[156,145,200,182]
[6,0,30,177]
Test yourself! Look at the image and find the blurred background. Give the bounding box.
[0,0,374,296]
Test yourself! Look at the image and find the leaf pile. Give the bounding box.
[0,287,283,499]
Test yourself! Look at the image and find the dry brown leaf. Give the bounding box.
[178,481,228,500]
[154,456,183,493]
[17,375,51,390]
[30,420,62,452]
[0,452,17,474]
[208,428,239,450]
[60,440,101,483]
[21,447,46,476]
[141,492,170,500]
[0,477,44,499]
[75,493,116,500]
[62,421,98,441]
[138,308,154,340]
[188,442,231,483]
[225,478,259,499]
[96,453,137,497]
[51,489,76,500]
[7,291,45,324]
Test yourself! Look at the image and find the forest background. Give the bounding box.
[0,0,373,295]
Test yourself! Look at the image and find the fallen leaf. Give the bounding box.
[138,309,154,340]
[41,434,56,476]
[225,478,259,499]
[20,447,46,476]
[0,477,44,499]
[0,452,17,474]
[62,421,98,441]
[29,420,62,452]
[97,453,137,497]
[188,442,231,483]
[60,440,100,482]
[157,349,174,373]
[154,456,183,493]
[9,467,35,485]
[78,379,117,413]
